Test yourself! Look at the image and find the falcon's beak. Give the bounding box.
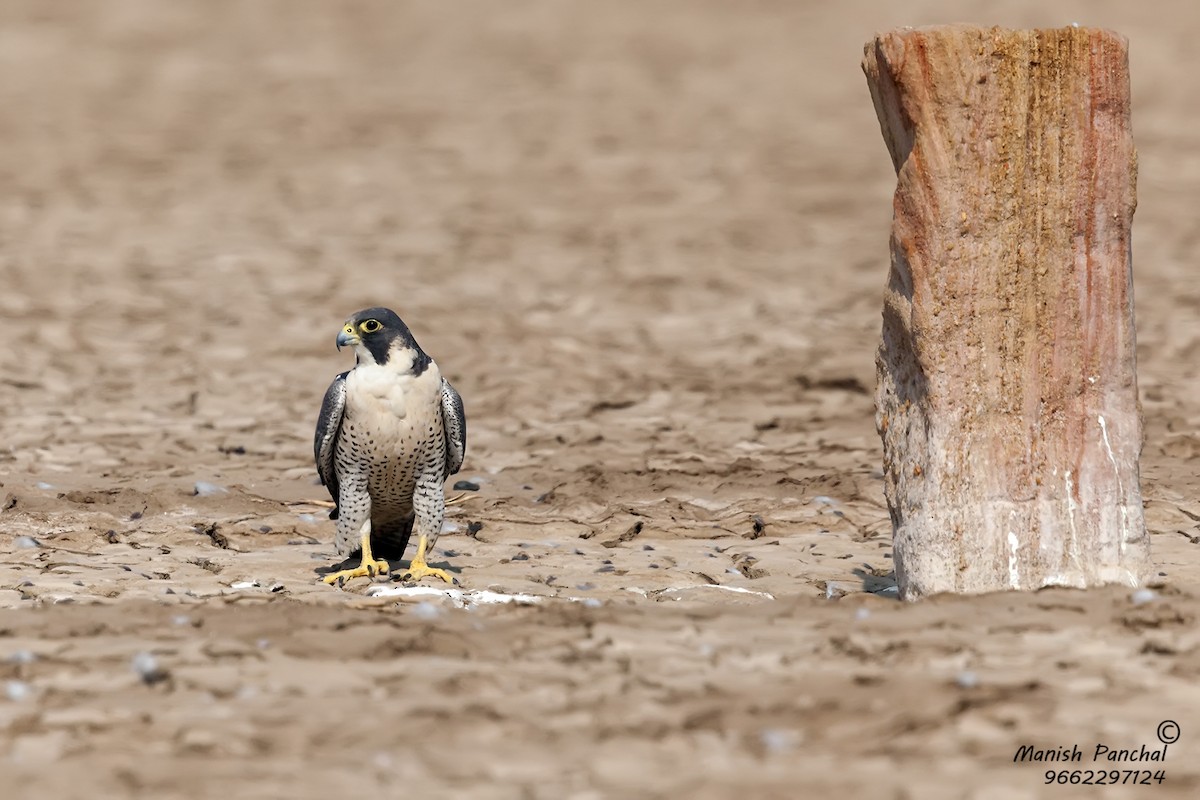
[336,327,359,350]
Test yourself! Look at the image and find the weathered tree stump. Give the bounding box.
[862,25,1151,599]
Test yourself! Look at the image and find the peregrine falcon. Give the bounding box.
[314,307,466,586]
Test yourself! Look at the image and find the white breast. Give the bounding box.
[346,362,442,425]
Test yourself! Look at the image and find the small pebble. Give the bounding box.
[35,482,53,490]
[642,544,655,551]
[452,480,480,492]
[440,521,461,534]
[595,565,615,574]
[131,652,169,685]
[410,602,442,620]
[1131,588,1157,606]
[956,671,979,689]
[230,580,259,590]
[511,552,530,561]
[854,608,871,621]
[812,495,838,506]
[193,482,228,497]
[298,514,317,523]
[5,680,33,702]
[268,583,285,593]
[14,536,41,549]
[172,615,193,627]
[575,583,595,591]
[580,598,602,608]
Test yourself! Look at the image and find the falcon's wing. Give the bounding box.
[314,371,349,517]
[440,378,466,477]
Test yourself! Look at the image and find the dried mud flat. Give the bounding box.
[1,1,1200,798]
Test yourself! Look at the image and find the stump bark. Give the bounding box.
[862,25,1151,599]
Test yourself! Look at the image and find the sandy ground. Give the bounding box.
[1,1,1199,797]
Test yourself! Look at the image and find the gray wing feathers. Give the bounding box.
[440,378,466,477]
[314,372,348,517]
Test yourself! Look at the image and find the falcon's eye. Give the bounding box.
[361,319,382,333]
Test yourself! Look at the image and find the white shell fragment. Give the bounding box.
[5,680,33,702]
[759,728,800,755]
[6,650,37,665]
[659,584,775,601]
[1130,588,1157,606]
[956,671,980,689]
[367,585,544,608]
[131,651,168,684]
[409,601,443,620]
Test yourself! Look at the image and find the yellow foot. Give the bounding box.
[398,560,456,584]
[322,557,390,586]
[397,534,458,584]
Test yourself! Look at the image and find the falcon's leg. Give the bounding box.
[322,518,390,586]
[398,472,455,585]
[398,532,454,584]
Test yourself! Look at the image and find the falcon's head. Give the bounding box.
[336,307,430,373]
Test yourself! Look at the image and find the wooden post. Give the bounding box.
[862,25,1151,599]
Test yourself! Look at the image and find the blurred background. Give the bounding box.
[0,0,1195,489]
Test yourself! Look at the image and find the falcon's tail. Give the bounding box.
[372,514,415,561]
